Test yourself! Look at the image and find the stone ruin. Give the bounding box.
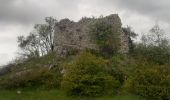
[54,14,130,56]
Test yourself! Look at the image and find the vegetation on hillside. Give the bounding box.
[0,16,170,100]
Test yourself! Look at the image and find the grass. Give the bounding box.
[0,89,145,100]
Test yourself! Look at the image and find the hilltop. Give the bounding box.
[0,14,170,100]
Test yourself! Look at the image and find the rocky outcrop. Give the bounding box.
[54,14,130,56]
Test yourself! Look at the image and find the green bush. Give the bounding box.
[0,52,62,89]
[108,55,126,84]
[0,67,61,89]
[108,54,138,84]
[133,44,170,65]
[126,66,170,100]
[61,52,121,96]
[90,20,121,57]
[16,52,58,68]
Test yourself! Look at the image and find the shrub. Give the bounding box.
[133,44,170,65]
[0,67,61,89]
[108,55,126,84]
[109,54,138,84]
[0,52,62,89]
[15,52,58,69]
[90,20,121,57]
[126,66,170,100]
[61,52,121,96]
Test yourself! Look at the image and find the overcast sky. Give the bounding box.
[0,0,170,66]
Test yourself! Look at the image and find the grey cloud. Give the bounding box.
[0,0,44,24]
[0,36,16,45]
[106,0,170,23]
[1,0,170,25]
[0,53,11,65]
[0,0,80,25]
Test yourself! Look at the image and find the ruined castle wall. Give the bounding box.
[54,14,129,55]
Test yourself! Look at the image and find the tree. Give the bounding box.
[18,33,40,58]
[18,17,57,58]
[141,24,169,47]
[35,17,57,52]
[134,24,170,65]
[122,26,138,39]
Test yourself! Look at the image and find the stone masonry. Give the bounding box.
[54,14,130,55]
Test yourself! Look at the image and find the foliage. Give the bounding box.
[3,17,170,99]
[18,17,57,58]
[0,89,145,100]
[108,55,127,84]
[90,20,121,57]
[125,66,170,100]
[122,26,138,39]
[133,44,170,65]
[0,67,61,89]
[109,54,139,82]
[0,53,62,89]
[132,25,170,65]
[17,33,40,58]
[12,52,59,71]
[61,52,121,96]
[141,25,168,47]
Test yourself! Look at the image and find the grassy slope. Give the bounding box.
[0,89,145,100]
[0,54,146,100]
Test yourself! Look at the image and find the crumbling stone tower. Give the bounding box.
[54,14,129,55]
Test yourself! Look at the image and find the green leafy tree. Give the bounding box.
[62,52,120,96]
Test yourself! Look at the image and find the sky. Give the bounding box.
[0,0,170,66]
